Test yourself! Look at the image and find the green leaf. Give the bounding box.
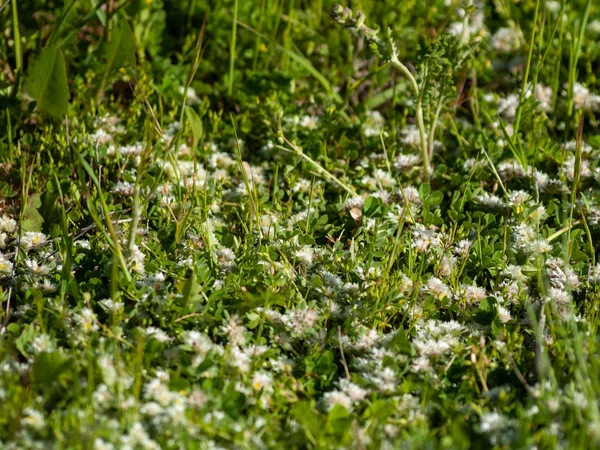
[26,46,69,118]
[104,20,136,74]
[185,106,203,148]
[428,191,444,207]
[180,271,200,307]
[32,351,71,384]
[21,193,44,232]
[391,327,413,355]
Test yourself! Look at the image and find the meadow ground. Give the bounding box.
[1,0,600,448]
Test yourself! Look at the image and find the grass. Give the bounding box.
[1,0,600,449]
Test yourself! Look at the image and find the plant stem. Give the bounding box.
[514,0,540,136]
[390,56,429,179]
[228,0,238,96]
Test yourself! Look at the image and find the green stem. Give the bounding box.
[514,0,540,136]
[228,0,238,96]
[390,55,429,179]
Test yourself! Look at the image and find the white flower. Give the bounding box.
[454,239,472,257]
[216,247,236,271]
[22,408,45,430]
[295,246,315,267]
[20,231,47,251]
[323,390,352,410]
[220,315,247,346]
[112,181,135,195]
[480,412,507,433]
[536,84,553,112]
[474,192,504,209]
[129,245,146,275]
[361,110,385,137]
[145,327,170,343]
[425,277,453,300]
[299,115,319,130]
[75,307,99,333]
[401,125,421,147]
[0,215,16,233]
[0,254,14,276]
[31,334,55,354]
[339,379,368,403]
[184,331,213,355]
[462,284,487,304]
[25,259,50,277]
[491,27,522,53]
[251,371,273,392]
[572,83,600,110]
[497,305,511,323]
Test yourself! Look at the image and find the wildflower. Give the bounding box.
[479,412,507,433]
[121,422,160,450]
[394,153,421,170]
[220,315,247,346]
[361,110,385,137]
[462,284,487,304]
[129,245,146,275]
[112,181,135,195]
[184,330,213,356]
[94,438,115,450]
[410,356,432,373]
[0,254,14,276]
[439,254,457,277]
[323,390,352,410]
[401,125,422,147]
[145,327,170,343]
[490,27,522,53]
[0,232,8,249]
[536,84,553,112]
[497,305,511,324]
[99,298,125,313]
[22,408,46,430]
[425,277,453,300]
[20,231,47,251]
[339,379,369,403]
[74,308,99,333]
[31,334,55,354]
[572,82,600,110]
[453,239,472,257]
[216,247,236,271]
[25,259,51,277]
[412,225,441,253]
[188,389,207,409]
[251,372,273,392]
[179,85,201,105]
[295,247,315,268]
[299,115,319,130]
[497,94,520,119]
[0,215,16,233]
[474,192,504,209]
[507,190,530,209]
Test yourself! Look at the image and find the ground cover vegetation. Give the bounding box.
[1,0,600,448]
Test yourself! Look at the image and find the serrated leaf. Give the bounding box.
[185,106,203,148]
[26,46,69,118]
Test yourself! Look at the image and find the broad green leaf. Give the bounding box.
[185,106,203,148]
[33,351,71,384]
[180,271,200,307]
[21,193,44,232]
[26,46,69,118]
[104,20,136,74]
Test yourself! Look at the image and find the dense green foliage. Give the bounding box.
[1,0,600,448]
